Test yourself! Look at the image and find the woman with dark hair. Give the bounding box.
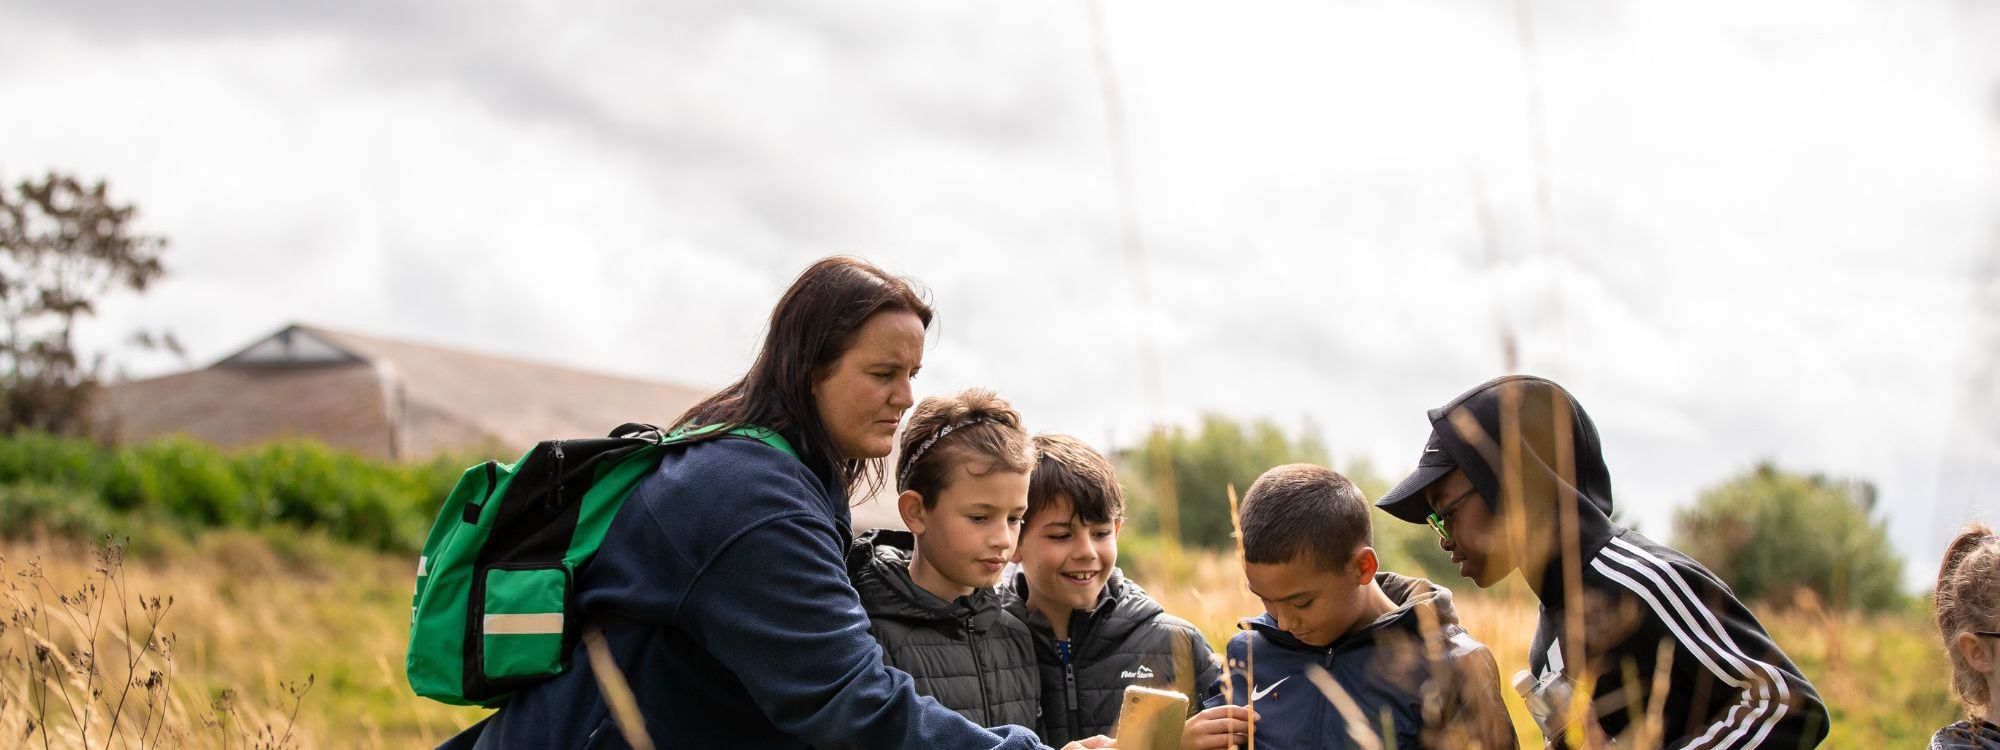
[464,258,1099,749]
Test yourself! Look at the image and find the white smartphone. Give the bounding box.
[1112,685,1189,750]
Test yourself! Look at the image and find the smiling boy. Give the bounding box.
[1004,433,1222,746]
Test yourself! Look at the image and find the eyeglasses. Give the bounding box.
[1975,631,2000,639]
[1426,487,1479,542]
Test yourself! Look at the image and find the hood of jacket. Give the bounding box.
[847,528,1010,634]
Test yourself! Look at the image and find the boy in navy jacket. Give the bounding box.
[1189,463,1516,750]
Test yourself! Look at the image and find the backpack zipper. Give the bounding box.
[549,439,566,510]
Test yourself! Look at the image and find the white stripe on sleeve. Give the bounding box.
[1594,538,1789,750]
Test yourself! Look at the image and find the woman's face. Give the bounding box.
[813,310,925,460]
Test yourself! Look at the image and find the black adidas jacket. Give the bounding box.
[1202,572,1516,750]
[847,529,1041,730]
[1004,570,1222,746]
[1388,375,1830,749]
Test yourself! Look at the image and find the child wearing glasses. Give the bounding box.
[1182,463,1517,750]
[1932,523,2000,749]
[1375,375,1828,749]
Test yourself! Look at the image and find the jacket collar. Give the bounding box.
[847,528,1006,630]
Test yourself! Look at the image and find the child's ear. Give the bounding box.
[897,490,928,534]
[1959,631,1997,676]
[1353,547,1379,584]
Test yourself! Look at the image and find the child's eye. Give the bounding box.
[968,515,989,523]
[1048,533,1072,542]
[1007,516,1024,527]
[1091,530,1113,539]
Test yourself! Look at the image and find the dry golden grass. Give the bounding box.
[1,533,486,749]
[1,528,1959,748]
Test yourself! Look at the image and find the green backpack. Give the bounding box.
[405,422,796,707]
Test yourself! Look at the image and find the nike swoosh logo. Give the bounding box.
[1249,676,1288,701]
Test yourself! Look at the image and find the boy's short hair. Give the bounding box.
[1026,434,1125,525]
[1239,463,1371,572]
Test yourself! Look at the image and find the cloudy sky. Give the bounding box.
[3,0,1996,587]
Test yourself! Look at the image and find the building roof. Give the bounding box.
[95,323,907,528]
[96,324,711,461]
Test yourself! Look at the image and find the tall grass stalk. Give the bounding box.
[1,537,307,748]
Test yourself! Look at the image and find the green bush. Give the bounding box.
[0,432,491,552]
[1115,417,1451,579]
[234,440,433,551]
[1121,415,1330,549]
[1673,462,1905,613]
[127,435,253,525]
[0,432,126,502]
[0,482,120,540]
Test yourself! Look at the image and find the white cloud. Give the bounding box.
[2,0,1996,588]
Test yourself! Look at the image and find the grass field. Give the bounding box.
[1,532,487,748]
[0,530,1963,748]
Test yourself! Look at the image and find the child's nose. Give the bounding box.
[1271,609,1298,633]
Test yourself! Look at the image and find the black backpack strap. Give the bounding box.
[609,422,663,439]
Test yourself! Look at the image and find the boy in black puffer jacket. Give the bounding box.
[850,389,1042,729]
[1005,434,1223,746]
[849,528,1040,728]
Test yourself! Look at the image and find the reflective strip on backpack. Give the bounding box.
[483,613,564,635]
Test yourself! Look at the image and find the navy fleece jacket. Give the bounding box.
[464,436,1046,749]
[1202,573,1516,750]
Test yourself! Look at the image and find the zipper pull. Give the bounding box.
[1064,662,1079,711]
[548,440,567,510]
